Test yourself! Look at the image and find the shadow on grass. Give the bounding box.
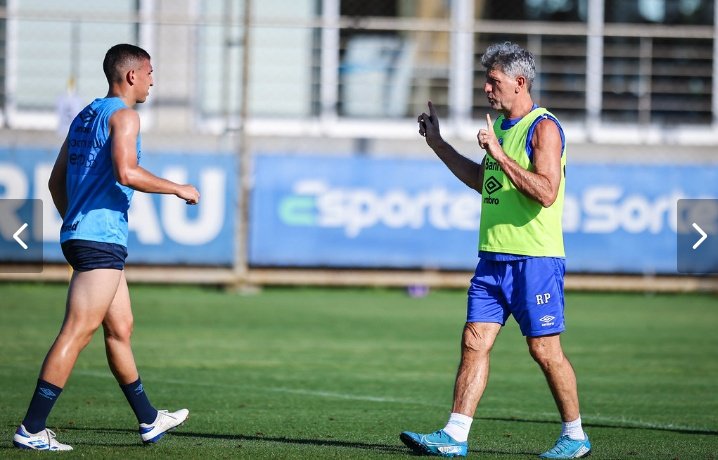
[478,416,718,436]
[3,426,404,454]
[176,431,406,453]
[173,431,542,457]
[0,425,533,457]
[2,419,714,456]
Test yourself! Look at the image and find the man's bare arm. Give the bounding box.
[48,137,69,218]
[420,101,484,193]
[110,109,200,204]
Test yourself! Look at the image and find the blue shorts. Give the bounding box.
[61,239,128,272]
[466,257,566,337]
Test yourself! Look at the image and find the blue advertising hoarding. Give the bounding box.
[250,155,480,269]
[2,148,716,274]
[250,154,718,274]
[0,148,236,265]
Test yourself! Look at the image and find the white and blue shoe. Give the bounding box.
[13,424,73,451]
[539,433,591,458]
[139,408,189,444]
[400,429,468,457]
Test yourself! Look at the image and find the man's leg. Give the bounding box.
[40,269,123,386]
[528,334,591,458]
[103,271,189,443]
[451,322,502,415]
[103,271,139,385]
[400,259,506,457]
[103,271,156,425]
[527,334,579,421]
[399,322,501,457]
[15,269,122,450]
[439,321,501,443]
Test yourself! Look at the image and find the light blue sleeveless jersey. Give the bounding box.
[60,97,141,247]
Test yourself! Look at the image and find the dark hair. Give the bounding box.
[103,44,151,84]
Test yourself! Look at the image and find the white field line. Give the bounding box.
[68,368,440,406]
[60,368,717,434]
[2,366,713,434]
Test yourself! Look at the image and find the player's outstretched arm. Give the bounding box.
[419,101,483,193]
[110,109,200,204]
[48,137,69,218]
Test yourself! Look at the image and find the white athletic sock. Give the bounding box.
[442,412,473,442]
[561,416,585,440]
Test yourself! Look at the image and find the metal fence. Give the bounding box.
[0,0,716,144]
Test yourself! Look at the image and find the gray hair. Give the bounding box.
[480,42,536,90]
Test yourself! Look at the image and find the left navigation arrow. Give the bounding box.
[13,223,29,250]
[0,199,43,273]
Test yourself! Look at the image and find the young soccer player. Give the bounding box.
[13,44,200,451]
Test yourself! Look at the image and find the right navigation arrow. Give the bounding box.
[692,222,707,250]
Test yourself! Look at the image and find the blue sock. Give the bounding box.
[120,378,158,424]
[22,379,63,434]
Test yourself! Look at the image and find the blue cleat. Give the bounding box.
[539,433,591,459]
[399,429,468,457]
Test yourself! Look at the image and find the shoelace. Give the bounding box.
[424,430,450,442]
[548,436,575,454]
[157,410,177,420]
[44,429,57,442]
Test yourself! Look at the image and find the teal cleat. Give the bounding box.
[539,434,591,459]
[399,429,468,457]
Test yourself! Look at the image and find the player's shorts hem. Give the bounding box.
[61,239,128,271]
[525,327,565,338]
[466,317,505,326]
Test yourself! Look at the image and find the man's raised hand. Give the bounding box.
[418,101,443,148]
[478,113,497,152]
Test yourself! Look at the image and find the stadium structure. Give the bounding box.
[0,0,716,291]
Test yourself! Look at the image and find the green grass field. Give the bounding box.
[0,282,716,459]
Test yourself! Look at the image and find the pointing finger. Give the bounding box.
[486,113,492,131]
[428,101,436,118]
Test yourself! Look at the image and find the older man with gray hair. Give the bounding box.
[399,41,591,459]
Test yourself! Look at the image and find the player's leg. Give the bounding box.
[529,334,590,458]
[103,271,188,443]
[103,271,139,385]
[400,260,506,457]
[451,321,502,416]
[400,322,501,457]
[103,270,155,425]
[511,257,590,458]
[451,258,507,419]
[42,269,123,385]
[14,268,122,451]
[527,334,580,421]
